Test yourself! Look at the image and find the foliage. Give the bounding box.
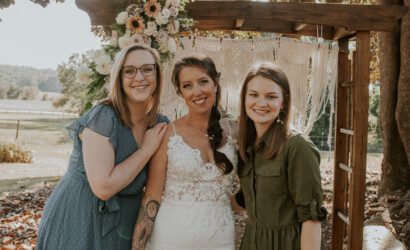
[5,85,22,99]
[309,100,334,151]
[368,85,382,152]
[0,85,41,100]
[0,0,15,9]
[370,32,380,85]
[0,143,33,163]
[53,53,91,114]
[0,64,61,93]
[74,0,194,113]
[0,0,64,9]
[309,86,382,153]
[195,30,262,39]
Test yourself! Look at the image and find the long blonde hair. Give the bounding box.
[101,44,163,128]
[238,62,291,162]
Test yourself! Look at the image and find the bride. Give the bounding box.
[132,55,238,250]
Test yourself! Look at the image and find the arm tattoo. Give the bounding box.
[132,195,160,250]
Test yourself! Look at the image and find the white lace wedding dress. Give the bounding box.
[146,123,238,250]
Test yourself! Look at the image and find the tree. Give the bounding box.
[378,0,410,246]
[53,53,92,114]
[20,86,39,100]
[6,85,22,99]
[0,0,64,10]
[38,75,62,93]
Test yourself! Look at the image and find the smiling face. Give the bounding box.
[245,75,284,136]
[178,66,217,115]
[121,50,157,105]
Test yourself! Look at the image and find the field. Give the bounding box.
[0,100,77,181]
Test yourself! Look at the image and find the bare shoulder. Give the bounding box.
[162,123,175,142]
[170,116,187,134]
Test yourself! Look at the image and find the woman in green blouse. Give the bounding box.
[237,62,327,250]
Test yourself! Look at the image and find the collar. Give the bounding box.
[245,124,275,154]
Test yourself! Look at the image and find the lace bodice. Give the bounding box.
[163,133,238,205]
[147,126,238,246]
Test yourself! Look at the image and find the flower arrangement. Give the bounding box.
[75,0,194,111]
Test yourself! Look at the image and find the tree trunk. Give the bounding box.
[378,0,410,246]
[378,0,410,194]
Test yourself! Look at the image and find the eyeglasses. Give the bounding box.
[121,64,156,78]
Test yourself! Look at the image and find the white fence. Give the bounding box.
[0,109,78,118]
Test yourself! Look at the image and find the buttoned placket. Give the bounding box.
[251,144,264,250]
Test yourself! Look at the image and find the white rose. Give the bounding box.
[75,66,93,85]
[155,13,168,25]
[169,6,179,17]
[92,50,105,62]
[95,53,112,75]
[118,34,134,49]
[115,11,128,24]
[155,30,168,44]
[162,8,171,19]
[144,21,158,36]
[167,37,177,53]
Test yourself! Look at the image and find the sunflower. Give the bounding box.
[144,0,161,18]
[127,16,145,34]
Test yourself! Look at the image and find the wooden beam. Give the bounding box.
[348,31,370,250]
[333,27,356,40]
[193,20,334,40]
[186,1,407,32]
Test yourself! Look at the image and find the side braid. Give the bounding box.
[208,105,233,174]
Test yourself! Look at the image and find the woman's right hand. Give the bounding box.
[140,123,168,157]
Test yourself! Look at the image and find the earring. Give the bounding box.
[277,109,284,124]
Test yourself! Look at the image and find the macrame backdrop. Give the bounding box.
[160,36,338,139]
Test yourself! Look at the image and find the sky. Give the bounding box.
[0,0,102,70]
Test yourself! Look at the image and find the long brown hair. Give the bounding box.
[172,55,233,174]
[238,62,291,162]
[101,44,163,128]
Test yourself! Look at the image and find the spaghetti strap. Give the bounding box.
[171,122,177,135]
[226,119,232,136]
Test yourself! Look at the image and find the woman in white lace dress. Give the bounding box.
[132,55,238,250]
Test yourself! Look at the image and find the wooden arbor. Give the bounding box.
[184,3,406,250]
[76,1,408,249]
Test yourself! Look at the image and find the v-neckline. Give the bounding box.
[171,134,232,166]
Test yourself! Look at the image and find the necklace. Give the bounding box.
[193,126,214,140]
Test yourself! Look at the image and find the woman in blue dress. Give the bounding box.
[36,44,169,250]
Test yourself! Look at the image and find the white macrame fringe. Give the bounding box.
[160,36,338,137]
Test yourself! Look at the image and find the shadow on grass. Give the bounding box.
[0,118,76,132]
[0,176,60,195]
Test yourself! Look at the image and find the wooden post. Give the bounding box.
[347,31,370,250]
[331,37,350,250]
[15,120,20,140]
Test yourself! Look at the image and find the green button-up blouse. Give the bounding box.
[238,130,327,250]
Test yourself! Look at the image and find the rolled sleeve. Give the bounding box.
[287,134,327,222]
